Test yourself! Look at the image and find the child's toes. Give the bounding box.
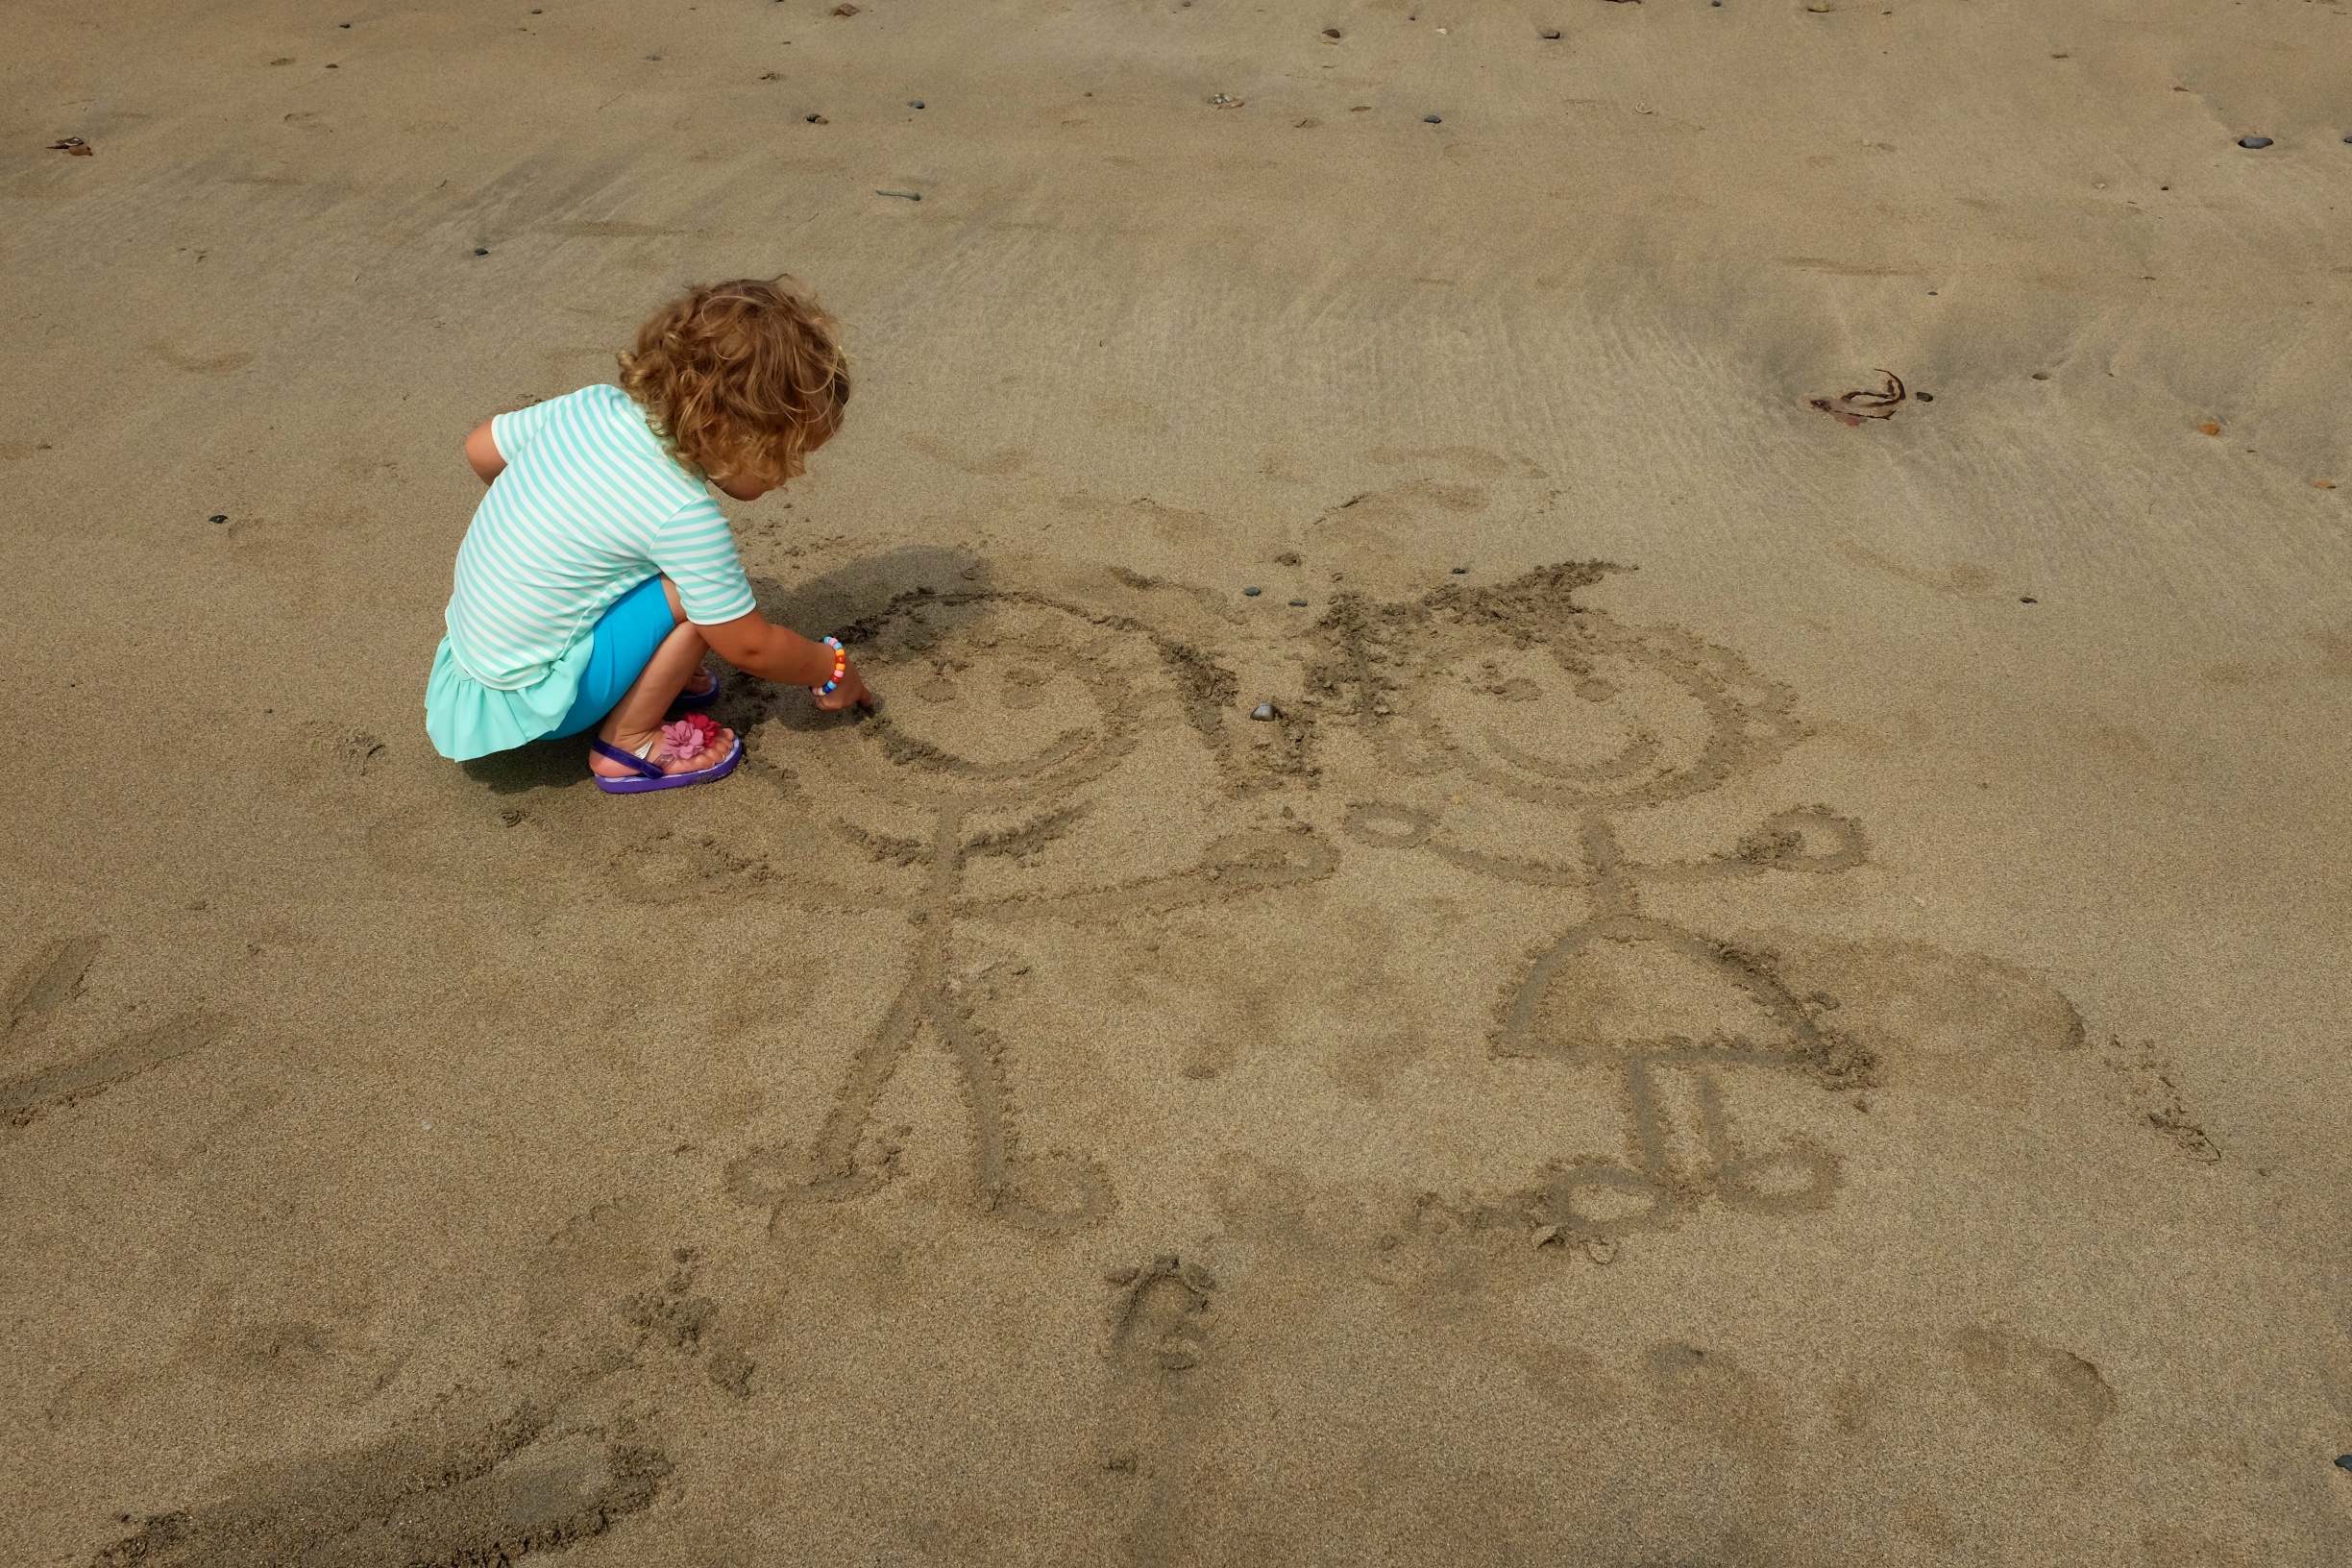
[681,728,735,772]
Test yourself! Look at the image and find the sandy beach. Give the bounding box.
[4,0,2351,1561]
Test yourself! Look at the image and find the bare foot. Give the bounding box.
[590,723,736,779]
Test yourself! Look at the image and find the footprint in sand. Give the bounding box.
[88,1405,669,1568]
[1110,1254,1216,1375]
[1,937,224,1132]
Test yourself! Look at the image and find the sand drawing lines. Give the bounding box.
[726,590,1335,1233]
[1324,564,1875,1244]
[2,936,224,1132]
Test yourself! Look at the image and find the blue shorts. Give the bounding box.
[551,576,679,738]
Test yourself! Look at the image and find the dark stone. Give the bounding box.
[208,514,227,524]
[473,247,488,255]
[1917,391,1934,401]
[2238,135,2272,149]
[1251,702,1278,721]
[1451,565,1468,574]
[2020,597,2038,604]
[1424,114,1442,124]
[2337,1455,2352,1472]
[1541,28,1562,37]
[1288,598,1308,606]
[1242,586,1262,597]
[909,99,924,108]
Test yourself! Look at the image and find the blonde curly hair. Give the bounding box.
[617,277,849,486]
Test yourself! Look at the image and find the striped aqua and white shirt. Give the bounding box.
[445,383,757,691]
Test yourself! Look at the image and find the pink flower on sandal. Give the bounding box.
[654,712,726,766]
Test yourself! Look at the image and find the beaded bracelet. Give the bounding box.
[813,635,847,697]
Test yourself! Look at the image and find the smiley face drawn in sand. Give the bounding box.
[1328,564,1875,1244]
[725,590,1335,1233]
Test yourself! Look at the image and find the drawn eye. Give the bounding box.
[1429,646,1691,798]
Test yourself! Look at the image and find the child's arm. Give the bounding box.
[464,421,505,484]
[700,612,872,711]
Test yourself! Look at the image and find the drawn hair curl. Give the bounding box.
[618,277,849,485]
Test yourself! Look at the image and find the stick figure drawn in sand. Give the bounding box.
[1326,564,1874,1244]
[723,591,1335,1233]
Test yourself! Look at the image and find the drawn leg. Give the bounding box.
[1542,1054,1684,1239]
[1697,1066,1844,1215]
[925,991,1113,1232]
[723,968,926,1215]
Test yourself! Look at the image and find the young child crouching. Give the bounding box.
[425,276,872,793]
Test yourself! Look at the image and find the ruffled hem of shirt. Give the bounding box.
[424,634,592,760]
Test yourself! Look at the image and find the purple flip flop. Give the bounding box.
[671,672,723,711]
[591,733,743,794]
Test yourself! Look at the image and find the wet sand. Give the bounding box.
[4,0,2351,1561]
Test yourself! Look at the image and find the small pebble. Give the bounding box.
[2020,596,2038,604]
[1916,391,1934,401]
[339,20,351,26]
[909,99,924,108]
[1288,598,1308,607]
[208,514,228,524]
[473,247,489,256]
[1541,28,1562,37]
[2238,135,2272,149]
[1242,585,1262,596]
[1423,114,1442,124]
[2337,1455,2352,1472]
[1251,702,1278,722]
[806,112,826,123]
[1323,27,1342,37]
[1450,565,1468,574]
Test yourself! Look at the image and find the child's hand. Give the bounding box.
[814,658,872,712]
